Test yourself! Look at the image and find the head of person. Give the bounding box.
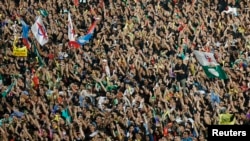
[177,57,183,65]
[182,130,189,139]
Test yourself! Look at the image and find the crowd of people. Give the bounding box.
[0,0,250,140]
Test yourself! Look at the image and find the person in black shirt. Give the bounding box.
[174,57,188,89]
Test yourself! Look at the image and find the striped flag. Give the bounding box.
[77,20,97,45]
[21,20,31,49]
[87,20,97,34]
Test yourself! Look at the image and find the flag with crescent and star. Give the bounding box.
[193,50,228,79]
[31,16,48,46]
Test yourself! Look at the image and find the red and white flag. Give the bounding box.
[31,16,48,46]
[68,12,75,41]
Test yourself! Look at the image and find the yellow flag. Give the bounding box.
[219,114,236,125]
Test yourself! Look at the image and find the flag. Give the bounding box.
[219,114,236,125]
[193,50,228,79]
[39,9,48,17]
[1,80,16,98]
[87,20,97,34]
[33,41,45,67]
[77,21,97,45]
[21,20,29,39]
[68,12,75,41]
[222,6,238,16]
[68,13,80,48]
[31,16,48,46]
[68,41,81,49]
[77,34,93,45]
[21,20,31,49]
[22,38,31,49]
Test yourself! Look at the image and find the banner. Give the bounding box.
[13,46,28,57]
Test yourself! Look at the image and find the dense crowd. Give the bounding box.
[0,0,250,141]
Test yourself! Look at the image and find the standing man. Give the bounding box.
[174,57,188,91]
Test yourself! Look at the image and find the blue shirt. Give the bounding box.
[182,137,193,141]
[211,92,220,104]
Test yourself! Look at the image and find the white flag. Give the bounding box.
[193,50,227,79]
[68,12,75,41]
[31,16,48,46]
[193,50,218,66]
[222,6,238,16]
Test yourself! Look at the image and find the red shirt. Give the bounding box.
[241,85,248,92]
[48,53,54,60]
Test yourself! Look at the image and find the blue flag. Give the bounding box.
[21,20,30,39]
[77,33,93,45]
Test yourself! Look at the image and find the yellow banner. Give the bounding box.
[219,114,236,125]
[13,46,28,57]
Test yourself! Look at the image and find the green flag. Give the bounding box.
[194,50,228,79]
[1,80,16,97]
[33,42,45,67]
[39,9,48,17]
[202,66,228,79]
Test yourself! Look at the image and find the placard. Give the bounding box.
[13,46,28,57]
